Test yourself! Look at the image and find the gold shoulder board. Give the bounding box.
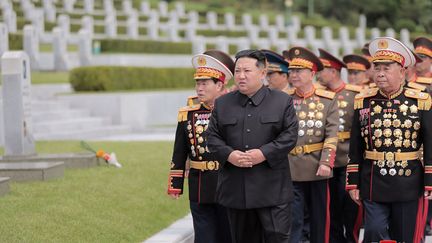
[313,82,326,90]
[404,88,432,110]
[315,88,335,99]
[177,105,201,122]
[284,87,295,95]
[345,83,363,93]
[417,77,432,84]
[354,88,378,109]
[187,95,199,106]
[407,82,427,91]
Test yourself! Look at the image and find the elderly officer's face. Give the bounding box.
[195,79,224,104]
[288,68,314,89]
[234,57,266,96]
[373,62,405,93]
[266,71,288,91]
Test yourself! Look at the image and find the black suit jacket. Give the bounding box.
[208,86,298,209]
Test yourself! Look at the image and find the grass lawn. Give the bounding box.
[31,72,70,84]
[0,141,190,242]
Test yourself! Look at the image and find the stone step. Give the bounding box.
[32,100,71,111]
[32,108,91,122]
[0,162,64,182]
[0,153,101,169]
[33,117,111,133]
[34,125,131,140]
[0,177,10,197]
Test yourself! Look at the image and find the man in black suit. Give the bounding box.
[207,49,299,243]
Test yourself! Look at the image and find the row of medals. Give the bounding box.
[296,100,349,137]
[187,113,210,159]
[364,100,420,177]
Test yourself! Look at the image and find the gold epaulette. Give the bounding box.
[404,88,432,110]
[186,95,199,106]
[369,82,377,88]
[407,82,427,91]
[284,87,295,95]
[314,82,326,90]
[345,83,363,93]
[417,77,432,84]
[315,88,335,99]
[177,104,201,122]
[354,88,379,109]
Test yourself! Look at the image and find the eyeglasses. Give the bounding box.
[235,49,266,62]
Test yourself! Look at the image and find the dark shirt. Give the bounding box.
[208,85,298,209]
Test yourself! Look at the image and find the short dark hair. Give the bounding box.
[235,49,267,69]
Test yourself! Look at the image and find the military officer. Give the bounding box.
[361,43,375,85]
[343,54,371,88]
[207,49,299,243]
[283,47,339,243]
[346,37,432,243]
[167,50,235,243]
[262,49,290,91]
[413,37,432,91]
[317,49,362,243]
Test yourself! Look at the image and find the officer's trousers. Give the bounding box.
[190,201,232,243]
[363,198,425,243]
[329,166,360,243]
[226,203,292,243]
[290,179,330,243]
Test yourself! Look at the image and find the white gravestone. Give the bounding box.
[188,11,199,25]
[158,1,168,17]
[322,26,333,49]
[23,25,40,70]
[370,28,380,40]
[242,14,253,29]
[175,2,185,17]
[355,27,366,47]
[147,11,159,40]
[105,15,117,38]
[140,1,151,16]
[304,25,316,46]
[43,0,56,22]
[385,28,395,38]
[224,13,235,30]
[81,16,94,37]
[31,9,45,35]
[192,37,205,55]
[1,51,36,156]
[286,26,297,44]
[63,0,75,12]
[275,15,285,31]
[236,38,250,53]
[127,11,139,39]
[291,15,301,32]
[4,10,17,33]
[167,23,179,42]
[84,0,94,14]
[57,14,70,37]
[268,27,279,46]
[275,40,288,54]
[400,29,411,48]
[52,27,69,71]
[247,26,259,45]
[122,0,133,14]
[78,29,92,66]
[259,14,269,30]
[207,11,218,30]
[185,22,196,41]
[359,14,367,30]
[0,23,9,58]
[216,36,229,54]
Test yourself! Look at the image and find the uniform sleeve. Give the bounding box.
[346,109,364,190]
[422,101,432,191]
[260,95,299,168]
[207,99,234,167]
[167,120,189,195]
[319,98,339,168]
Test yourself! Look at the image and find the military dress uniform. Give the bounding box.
[318,48,363,243]
[283,47,339,243]
[343,54,372,89]
[346,37,432,243]
[167,50,235,243]
[412,37,432,93]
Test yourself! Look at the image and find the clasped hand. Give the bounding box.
[228,149,265,168]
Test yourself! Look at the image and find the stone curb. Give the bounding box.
[143,213,194,243]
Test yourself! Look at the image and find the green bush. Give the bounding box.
[395,19,417,32]
[97,39,192,54]
[70,66,195,91]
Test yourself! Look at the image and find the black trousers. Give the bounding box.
[226,203,292,243]
[329,166,359,243]
[291,180,330,243]
[363,199,424,243]
[190,201,232,243]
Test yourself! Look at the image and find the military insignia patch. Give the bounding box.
[378,39,388,49]
[197,56,206,66]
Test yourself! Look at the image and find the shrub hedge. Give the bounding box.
[97,39,192,54]
[69,66,195,91]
